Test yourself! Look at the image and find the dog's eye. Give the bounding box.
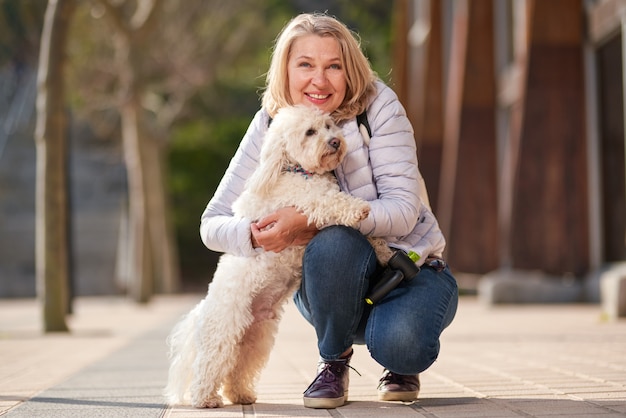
[306,129,317,136]
[325,124,330,130]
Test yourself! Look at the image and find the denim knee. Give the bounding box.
[368,316,441,375]
[303,226,376,298]
[305,225,371,262]
[365,266,458,375]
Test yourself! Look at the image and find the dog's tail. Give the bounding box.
[163,300,203,405]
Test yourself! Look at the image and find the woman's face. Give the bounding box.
[287,35,347,114]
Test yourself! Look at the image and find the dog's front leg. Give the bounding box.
[308,188,371,228]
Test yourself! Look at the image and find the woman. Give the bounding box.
[200,13,458,409]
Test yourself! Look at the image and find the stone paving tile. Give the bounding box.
[502,398,623,415]
[2,295,626,417]
[0,295,197,417]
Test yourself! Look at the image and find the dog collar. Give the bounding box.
[284,164,314,179]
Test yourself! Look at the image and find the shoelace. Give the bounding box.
[379,370,409,385]
[304,361,362,393]
[318,361,361,377]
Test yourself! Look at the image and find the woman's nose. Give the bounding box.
[312,69,328,85]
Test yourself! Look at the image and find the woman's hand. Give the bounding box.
[251,207,318,252]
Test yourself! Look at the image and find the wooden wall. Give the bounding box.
[394,0,592,278]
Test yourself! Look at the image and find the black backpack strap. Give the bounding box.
[356,110,371,138]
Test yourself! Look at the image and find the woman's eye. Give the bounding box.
[329,63,341,70]
[298,62,311,68]
[306,129,317,136]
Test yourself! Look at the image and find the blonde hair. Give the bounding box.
[262,13,377,122]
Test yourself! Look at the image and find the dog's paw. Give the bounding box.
[228,391,257,405]
[191,394,224,409]
[338,201,370,227]
[352,201,370,223]
[224,383,257,405]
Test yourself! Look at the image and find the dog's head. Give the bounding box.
[270,105,347,174]
[247,105,346,195]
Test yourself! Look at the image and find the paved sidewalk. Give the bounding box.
[1,294,625,417]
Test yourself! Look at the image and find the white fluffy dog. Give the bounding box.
[164,105,391,408]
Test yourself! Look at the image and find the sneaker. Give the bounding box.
[303,351,352,409]
[377,369,420,402]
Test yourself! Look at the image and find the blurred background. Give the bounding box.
[1,0,625,325]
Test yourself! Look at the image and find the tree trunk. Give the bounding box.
[144,137,180,293]
[105,0,182,302]
[121,99,154,303]
[34,0,76,332]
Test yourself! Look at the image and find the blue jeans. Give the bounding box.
[293,225,458,375]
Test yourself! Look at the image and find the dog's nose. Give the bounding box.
[328,137,340,150]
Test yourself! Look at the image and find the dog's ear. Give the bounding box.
[245,131,288,197]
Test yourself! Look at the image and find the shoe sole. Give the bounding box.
[378,391,418,402]
[303,393,347,409]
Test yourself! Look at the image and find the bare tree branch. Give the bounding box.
[133,0,162,40]
[92,0,129,37]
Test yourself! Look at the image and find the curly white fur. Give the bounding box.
[164,105,391,408]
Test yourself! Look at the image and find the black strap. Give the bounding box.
[356,110,371,138]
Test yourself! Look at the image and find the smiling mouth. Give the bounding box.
[307,93,330,100]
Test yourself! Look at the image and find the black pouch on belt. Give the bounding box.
[365,251,421,305]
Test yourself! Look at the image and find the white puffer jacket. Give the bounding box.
[199,80,446,265]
